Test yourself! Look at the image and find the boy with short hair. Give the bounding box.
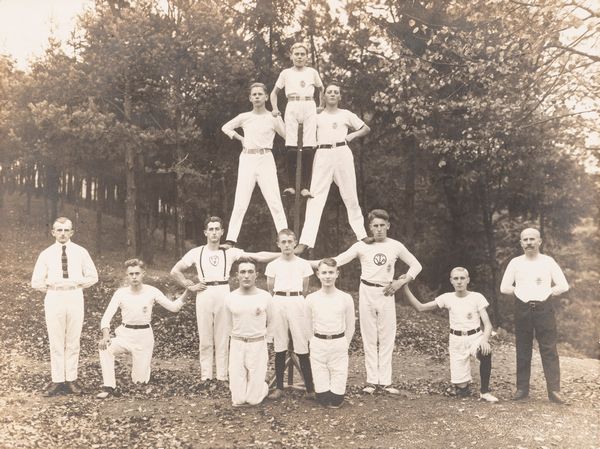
[265,229,315,398]
[97,259,189,399]
[402,267,498,402]
[306,258,355,408]
[221,82,288,248]
[270,42,324,198]
[225,258,274,407]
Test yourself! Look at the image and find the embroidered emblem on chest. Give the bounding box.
[209,255,220,267]
[143,306,148,314]
[466,312,473,320]
[332,122,338,129]
[535,277,542,285]
[300,80,306,87]
[373,253,387,266]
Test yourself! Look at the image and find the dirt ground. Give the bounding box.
[0,196,598,449]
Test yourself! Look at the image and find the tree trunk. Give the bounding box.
[174,106,186,258]
[404,137,416,241]
[96,176,104,255]
[124,78,138,258]
[46,164,59,223]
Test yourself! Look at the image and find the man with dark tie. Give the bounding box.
[32,217,98,396]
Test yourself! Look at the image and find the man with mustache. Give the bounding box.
[500,227,569,404]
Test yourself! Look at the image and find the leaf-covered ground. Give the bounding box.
[1,197,599,449]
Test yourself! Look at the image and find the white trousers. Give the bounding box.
[284,101,317,147]
[309,336,349,395]
[228,339,269,406]
[449,332,484,384]
[300,146,367,247]
[44,290,84,382]
[226,152,287,243]
[196,285,231,380]
[272,297,310,354]
[99,326,154,388]
[359,283,396,386]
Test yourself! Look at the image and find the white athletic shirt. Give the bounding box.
[334,239,422,284]
[435,291,488,331]
[500,254,568,302]
[179,246,245,282]
[100,285,184,329]
[275,67,323,97]
[31,241,98,290]
[306,289,356,344]
[265,256,313,292]
[225,289,273,338]
[221,111,284,150]
[316,108,365,144]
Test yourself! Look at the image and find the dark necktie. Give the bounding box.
[61,245,68,278]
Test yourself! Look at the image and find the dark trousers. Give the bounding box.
[514,298,560,393]
[286,147,315,191]
[274,351,315,393]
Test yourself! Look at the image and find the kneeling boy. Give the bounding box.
[97,259,188,398]
[306,258,355,408]
[225,258,274,407]
[402,267,498,402]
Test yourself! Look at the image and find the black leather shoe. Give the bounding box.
[512,389,529,401]
[65,380,83,395]
[294,243,308,256]
[44,382,65,397]
[548,391,566,404]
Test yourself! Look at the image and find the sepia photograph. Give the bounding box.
[0,0,598,448]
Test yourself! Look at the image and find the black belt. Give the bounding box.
[314,332,345,340]
[521,299,548,307]
[361,279,385,288]
[317,141,347,149]
[274,291,302,297]
[205,280,229,286]
[124,324,150,329]
[450,327,481,336]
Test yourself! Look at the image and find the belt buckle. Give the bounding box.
[325,335,333,340]
[460,330,467,336]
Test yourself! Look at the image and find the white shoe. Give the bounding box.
[383,386,400,395]
[480,392,499,402]
[362,385,376,394]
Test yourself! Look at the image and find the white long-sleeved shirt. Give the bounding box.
[500,254,569,302]
[225,289,273,339]
[306,289,356,345]
[334,239,422,284]
[100,285,184,329]
[31,241,98,291]
[221,111,284,150]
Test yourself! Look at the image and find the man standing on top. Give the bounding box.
[170,216,278,383]
[500,227,569,404]
[295,82,371,255]
[331,209,422,394]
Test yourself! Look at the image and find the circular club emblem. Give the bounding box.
[300,80,306,87]
[466,312,473,320]
[332,122,338,129]
[373,253,387,266]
